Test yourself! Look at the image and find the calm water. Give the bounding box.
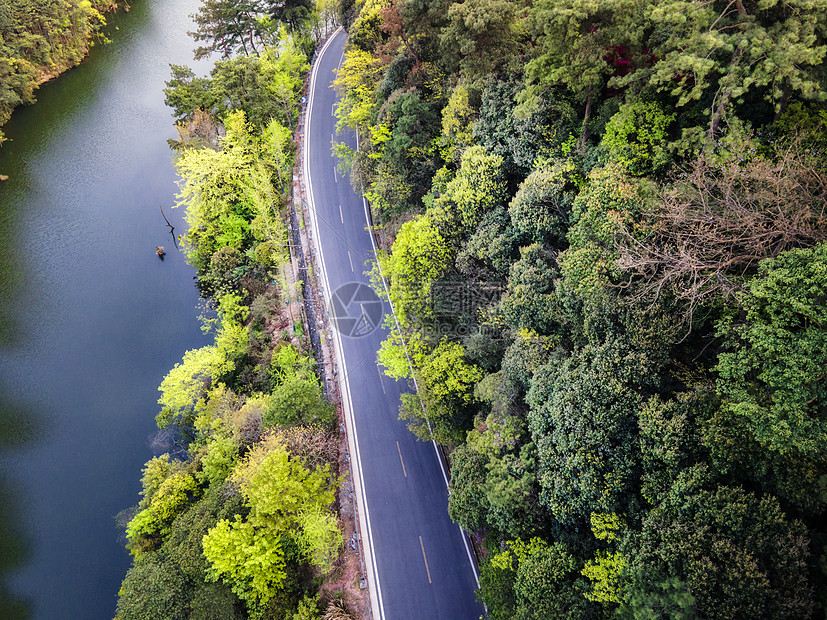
[0,0,211,617]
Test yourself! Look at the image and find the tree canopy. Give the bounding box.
[338,1,827,616]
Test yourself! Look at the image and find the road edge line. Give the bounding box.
[303,27,385,620]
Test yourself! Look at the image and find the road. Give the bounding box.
[302,28,484,620]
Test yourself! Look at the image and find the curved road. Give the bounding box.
[302,29,483,620]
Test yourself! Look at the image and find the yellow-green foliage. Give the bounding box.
[582,549,625,604]
[202,440,341,612]
[126,471,200,551]
[440,83,477,162]
[334,46,383,133]
[174,110,292,274]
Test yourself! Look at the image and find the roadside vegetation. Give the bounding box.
[336,1,827,617]
[114,3,360,619]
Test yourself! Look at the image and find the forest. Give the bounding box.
[114,2,359,619]
[0,0,114,143]
[333,0,827,618]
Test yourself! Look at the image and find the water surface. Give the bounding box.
[0,1,211,616]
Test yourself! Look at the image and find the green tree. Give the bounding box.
[502,243,561,334]
[447,443,490,533]
[527,338,658,521]
[429,145,506,243]
[203,442,340,611]
[126,472,200,553]
[439,82,477,163]
[627,472,814,619]
[558,163,648,302]
[523,0,647,139]
[439,0,522,80]
[116,555,190,620]
[599,101,675,175]
[508,161,577,247]
[716,242,827,460]
[378,213,452,325]
[399,340,484,444]
[479,538,596,620]
[265,372,334,428]
[628,0,827,137]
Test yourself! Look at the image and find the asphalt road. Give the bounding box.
[302,29,484,620]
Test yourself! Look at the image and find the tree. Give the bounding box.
[502,243,561,334]
[399,340,484,444]
[447,443,490,533]
[190,0,263,59]
[429,145,506,243]
[479,538,596,620]
[379,213,452,325]
[628,0,827,137]
[203,441,340,610]
[637,392,708,505]
[514,541,595,619]
[439,0,522,80]
[439,82,477,163]
[523,0,648,142]
[616,135,827,319]
[116,555,191,620]
[508,161,577,247]
[456,203,520,281]
[174,111,291,275]
[157,346,218,428]
[626,472,814,619]
[262,0,313,32]
[126,472,200,553]
[715,242,827,460]
[557,163,648,303]
[599,101,675,176]
[527,338,658,521]
[265,372,334,428]
[475,78,578,177]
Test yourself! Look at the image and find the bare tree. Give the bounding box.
[616,138,827,321]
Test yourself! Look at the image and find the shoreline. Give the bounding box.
[0,0,127,153]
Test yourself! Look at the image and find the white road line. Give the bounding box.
[359,160,482,588]
[334,166,338,183]
[339,203,344,224]
[347,250,354,272]
[396,441,407,477]
[304,28,385,620]
[377,364,386,394]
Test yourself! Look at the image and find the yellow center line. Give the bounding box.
[419,536,432,584]
[396,441,407,477]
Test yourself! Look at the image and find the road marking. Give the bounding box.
[419,536,432,584]
[396,441,407,477]
[347,250,354,272]
[334,166,338,183]
[339,203,344,224]
[377,365,386,394]
[357,151,482,590]
[304,27,386,620]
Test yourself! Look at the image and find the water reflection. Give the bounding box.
[0,0,209,616]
